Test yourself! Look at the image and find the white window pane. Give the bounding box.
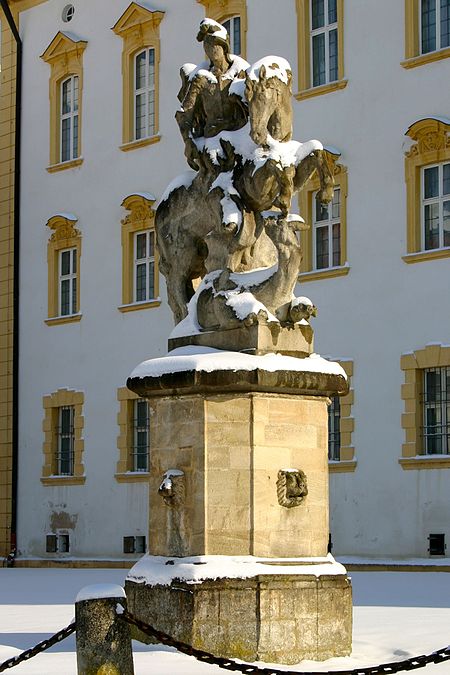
[332,222,341,266]
[136,263,147,301]
[424,166,439,198]
[73,114,79,159]
[331,187,341,218]
[422,0,437,53]
[424,202,440,249]
[312,33,326,86]
[443,164,450,195]
[148,261,155,299]
[135,93,146,140]
[61,250,71,276]
[315,195,329,222]
[311,0,325,29]
[136,232,147,260]
[443,200,450,246]
[328,0,337,24]
[72,277,77,314]
[328,29,338,82]
[135,51,147,90]
[441,0,450,48]
[61,118,71,162]
[60,279,71,315]
[315,226,329,269]
[73,76,79,112]
[62,79,71,114]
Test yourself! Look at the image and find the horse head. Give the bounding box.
[245,61,293,147]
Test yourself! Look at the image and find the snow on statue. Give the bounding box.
[156,18,337,334]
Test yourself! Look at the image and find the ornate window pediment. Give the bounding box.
[46,213,80,242]
[404,118,450,261]
[112,4,164,150]
[119,192,160,311]
[41,32,87,171]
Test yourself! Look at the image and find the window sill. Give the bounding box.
[118,300,161,313]
[41,475,86,485]
[46,158,84,173]
[45,314,82,326]
[329,461,357,473]
[401,47,450,69]
[402,248,450,264]
[295,79,348,101]
[399,456,450,470]
[120,135,161,152]
[298,265,350,282]
[115,472,150,483]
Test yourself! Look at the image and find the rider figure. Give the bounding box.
[176,19,248,172]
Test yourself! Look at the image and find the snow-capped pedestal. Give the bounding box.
[126,345,352,663]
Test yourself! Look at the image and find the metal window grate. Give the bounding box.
[57,406,75,475]
[132,399,149,472]
[428,533,446,556]
[328,395,341,461]
[422,367,450,455]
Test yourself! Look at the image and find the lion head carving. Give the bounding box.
[276,469,308,508]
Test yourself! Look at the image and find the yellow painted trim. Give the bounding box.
[46,215,81,320]
[120,193,159,306]
[112,3,164,146]
[404,118,450,254]
[45,314,82,326]
[400,344,450,460]
[197,0,248,59]
[118,301,161,313]
[403,0,450,65]
[399,457,450,470]
[401,46,450,69]
[41,476,86,485]
[402,248,450,264]
[299,160,348,274]
[46,158,84,173]
[329,461,357,473]
[119,135,161,152]
[42,389,85,481]
[299,265,349,283]
[41,33,87,167]
[11,0,49,12]
[115,472,150,483]
[116,386,151,477]
[294,79,348,101]
[296,0,344,95]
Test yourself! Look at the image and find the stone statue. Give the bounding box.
[156,18,336,340]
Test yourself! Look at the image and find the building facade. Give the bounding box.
[1,0,449,563]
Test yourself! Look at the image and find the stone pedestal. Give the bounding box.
[126,352,352,663]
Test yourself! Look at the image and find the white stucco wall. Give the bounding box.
[16,0,450,560]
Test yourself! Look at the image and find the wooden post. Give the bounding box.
[75,584,134,675]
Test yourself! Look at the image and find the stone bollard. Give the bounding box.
[75,584,135,675]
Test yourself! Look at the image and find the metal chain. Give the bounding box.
[0,622,76,672]
[121,610,450,675]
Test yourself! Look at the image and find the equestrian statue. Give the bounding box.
[156,18,336,335]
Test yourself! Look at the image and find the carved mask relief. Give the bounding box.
[277,469,308,508]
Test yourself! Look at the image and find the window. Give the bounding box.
[46,214,81,325]
[421,164,450,250]
[123,535,146,554]
[400,344,450,469]
[404,118,450,263]
[134,48,156,141]
[116,387,151,481]
[327,360,355,472]
[223,16,241,54]
[60,76,79,162]
[299,154,349,281]
[134,230,156,303]
[197,0,247,58]
[313,187,341,270]
[57,406,75,475]
[403,0,450,67]
[46,533,70,554]
[59,248,77,316]
[113,3,164,151]
[296,0,346,100]
[119,193,160,312]
[42,389,85,485]
[328,396,341,461]
[422,367,450,454]
[428,533,446,555]
[132,399,150,472]
[41,32,87,171]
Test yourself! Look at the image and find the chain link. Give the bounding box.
[121,610,450,675]
[0,622,76,672]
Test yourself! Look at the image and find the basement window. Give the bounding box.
[123,535,146,554]
[428,533,446,556]
[46,533,70,553]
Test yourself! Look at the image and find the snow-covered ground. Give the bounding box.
[1,568,450,674]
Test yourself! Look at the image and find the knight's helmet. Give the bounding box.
[196,18,231,54]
